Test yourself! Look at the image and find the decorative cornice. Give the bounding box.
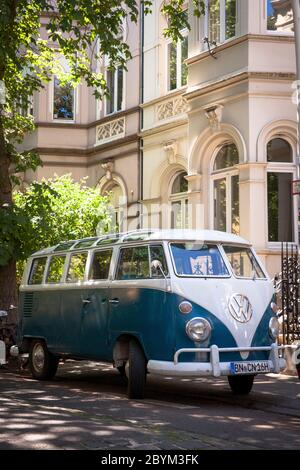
[187,34,295,66]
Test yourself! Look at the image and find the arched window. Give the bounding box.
[104,183,124,232]
[170,172,188,229]
[212,143,239,234]
[267,138,294,242]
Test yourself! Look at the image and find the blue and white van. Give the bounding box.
[13,229,285,398]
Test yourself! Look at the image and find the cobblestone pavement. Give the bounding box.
[0,361,299,450]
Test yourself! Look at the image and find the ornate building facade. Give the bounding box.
[21,1,298,275]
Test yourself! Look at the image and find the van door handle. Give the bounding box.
[109,298,119,304]
[82,298,91,305]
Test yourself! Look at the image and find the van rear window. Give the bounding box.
[170,243,229,277]
[28,257,47,285]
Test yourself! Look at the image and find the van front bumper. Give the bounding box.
[147,344,291,378]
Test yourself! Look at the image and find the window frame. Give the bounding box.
[113,243,169,281]
[210,143,240,235]
[45,254,67,285]
[104,65,125,116]
[169,172,189,229]
[265,0,294,36]
[266,137,297,246]
[65,251,89,284]
[220,245,268,280]
[88,248,113,281]
[27,256,48,285]
[204,0,237,47]
[169,241,231,279]
[51,54,76,123]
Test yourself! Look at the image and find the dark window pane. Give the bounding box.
[46,256,66,284]
[214,143,239,171]
[28,257,47,285]
[106,70,114,114]
[53,77,74,120]
[90,250,112,280]
[66,252,88,283]
[231,174,240,235]
[225,0,236,39]
[181,36,188,86]
[117,67,123,111]
[268,172,294,242]
[214,178,227,232]
[267,138,293,163]
[150,245,168,278]
[116,246,150,280]
[168,42,177,91]
[172,172,188,194]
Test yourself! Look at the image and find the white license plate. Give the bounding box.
[230,361,270,375]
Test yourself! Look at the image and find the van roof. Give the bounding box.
[31,229,251,257]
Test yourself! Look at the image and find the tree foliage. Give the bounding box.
[11,174,113,279]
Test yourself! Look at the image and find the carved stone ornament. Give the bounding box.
[101,160,114,181]
[204,104,224,132]
[163,140,179,164]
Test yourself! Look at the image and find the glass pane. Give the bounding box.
[168,42,177,91]
[172,172,188,194]
[53,78,74,120]
[267,138,293,163]
[171,201,183,229]
[225,0,236,39]
[117,67,123,111]
[116,246,150,280]
[28,257,47,285]
[66,252,88,282]
[267,0,294,32]
[209,0,220,44]
[74,238,98,249]
[170,243,229,277]
[150,245,168,278]
[46,256,66,284]
[268,173,294,242]
[106,69,115,114]
[231,174,240,235]
[214,178,227,232]
[90,250,112,280]
[223,246,265,278]
[181,36,188,87]
[214,143,239,171]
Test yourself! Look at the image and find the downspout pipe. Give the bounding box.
[138,1,145,229]
[292,0,300,171]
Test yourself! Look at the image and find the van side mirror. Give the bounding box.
[151,260,162,271]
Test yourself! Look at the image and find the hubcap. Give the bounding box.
[32,344,45,372]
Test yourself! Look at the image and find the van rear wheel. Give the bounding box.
[29,340,59,380]
[228,374,254,395]
[127,340,146,399]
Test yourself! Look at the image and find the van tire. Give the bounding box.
[29,340,59,380]
[127,340,146,399]
[228,374,254,395]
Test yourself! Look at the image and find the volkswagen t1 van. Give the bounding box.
[13,229,285,398]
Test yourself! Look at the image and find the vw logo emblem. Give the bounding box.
[228,294,253,323]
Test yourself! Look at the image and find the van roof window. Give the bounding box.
[54,241,76,252]
[73,238,98,249]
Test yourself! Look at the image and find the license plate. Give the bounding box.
[230,361,270,375]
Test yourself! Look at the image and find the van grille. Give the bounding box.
[23,292,34,317]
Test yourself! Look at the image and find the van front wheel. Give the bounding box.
[228,374,254,395]
[127,340,146,399]
[29,340,59,380]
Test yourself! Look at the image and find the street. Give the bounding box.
[0,361,299,450]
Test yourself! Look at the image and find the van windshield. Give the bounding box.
[170,243,229,277]
[222,246,266,279]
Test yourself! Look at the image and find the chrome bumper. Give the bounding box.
[148,344,298,378]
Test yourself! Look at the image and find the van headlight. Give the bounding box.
[269,316,279,340]
[186,317,212,342]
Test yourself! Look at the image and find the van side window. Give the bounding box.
[89,250,112,280]
[116,246,150,280]
[28,257,47,285]
[66,252,88,283]
[46,255,66,284]
[150,245,168,278]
